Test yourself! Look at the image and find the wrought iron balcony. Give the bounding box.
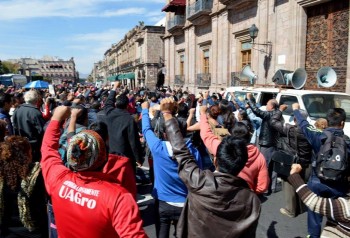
[218,0,257,10]
[231,72,250,86]
[187,0,213,25]
[231,72,241,86]
[174,75,185,85]
[120,62,134,70]
[167,15,185,35]
[196,73,211,87]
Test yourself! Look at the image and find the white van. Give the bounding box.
[224,86,280,110]
[224,86,350,136]
[276,89,350,136]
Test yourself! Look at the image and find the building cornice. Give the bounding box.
[182,22,194,31]
[233,28,251,42]
[209,6,228,18]
[198,40,212,47]
[162,33,173,40]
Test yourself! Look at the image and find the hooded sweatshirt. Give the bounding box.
[41,120,146,238]
[200,114,269,194]
[239,145,269,194]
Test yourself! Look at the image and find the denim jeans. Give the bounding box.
[307,173,347,238]
[154,199,183,238]
[260,146,277,192]
[47,201,58,238]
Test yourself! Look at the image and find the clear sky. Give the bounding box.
[0,0,165,75]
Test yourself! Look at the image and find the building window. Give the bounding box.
[180,54,185,76]
[241,42,252,69]
[203,49,210,74]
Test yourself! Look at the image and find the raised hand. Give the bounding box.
[51,106,71,122]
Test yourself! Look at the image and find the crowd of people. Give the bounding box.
[0,81,349,238]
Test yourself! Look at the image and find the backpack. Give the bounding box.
[316,131,349,182]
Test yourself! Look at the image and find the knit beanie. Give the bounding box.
[66,130,107,171]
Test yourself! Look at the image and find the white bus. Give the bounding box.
[0,74,28,87]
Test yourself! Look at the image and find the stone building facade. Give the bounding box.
[39,57,77,84]
[100,24,165,89]
[162,0,350,93]
[16,57,78,84]
[92,60,107,84]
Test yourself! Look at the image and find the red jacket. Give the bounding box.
[200,114,269,194]
[102,154,137,199]
[41,120,147,238]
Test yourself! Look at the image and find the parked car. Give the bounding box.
[0,74,28,87]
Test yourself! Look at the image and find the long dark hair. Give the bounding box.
[219,99,236,132]
[238,109,254,134]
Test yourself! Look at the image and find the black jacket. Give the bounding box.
[165,117,261,238]
[273,123,312,165]
[248,101,282,147]
[12,104,45,142]
[104,90,142,165]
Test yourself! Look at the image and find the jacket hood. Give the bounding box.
[246,144,260,166]
[325,127,345,137]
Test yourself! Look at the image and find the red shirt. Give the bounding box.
[41,120,147,238]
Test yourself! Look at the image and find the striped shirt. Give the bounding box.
[288,174,350,238]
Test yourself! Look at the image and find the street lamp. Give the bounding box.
[249,24,272,56]
[249,24,259,43]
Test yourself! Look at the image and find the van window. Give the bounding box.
[279,95,298,116]
[302,94,350,122]
[226,91,258,102]
[260,92,277,106]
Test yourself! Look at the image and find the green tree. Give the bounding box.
[87,74,94,82]
[1,61,19,74]
[0,60,3,74]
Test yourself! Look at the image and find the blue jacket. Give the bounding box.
[142,109,187,203]
[88,109,99,126]
[293,110,350,155]
[294,110,350,194]
[0,108,13,136]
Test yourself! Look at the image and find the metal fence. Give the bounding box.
[187,0,213,19]
[167,15,185,30]
[196,73,211,87]
[175,75,185,85]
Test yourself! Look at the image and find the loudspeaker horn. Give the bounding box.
[272,68,307,89]
[291,68,307,90]
[317,67,337,88]
[241,65,257,85]
[272,69,293,85]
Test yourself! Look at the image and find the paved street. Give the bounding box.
[137,168,310,238]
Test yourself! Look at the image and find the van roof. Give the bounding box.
[225,86,349,96]
[277,88,349,96]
